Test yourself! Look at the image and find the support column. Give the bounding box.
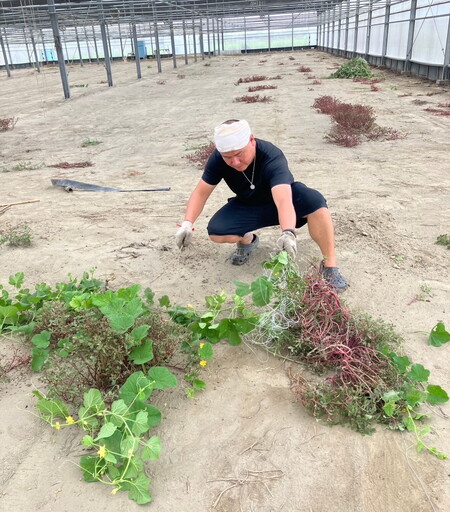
[152,5,162,73]
[97,0,113,86]
[206,16,211,57]
[344,1,350,57]
[192,18,197,61]
[405,0,418,72]
[267,13,271,52]
[23,28,33,66]
[118,22,124,59]
[182,18,188,64]
[3,28,13,68]
[442,13,450,80]
[365,0,373,60]
[48,0,70,99]
[381,0,391,66]
[353,0,360,57]
[74,25,84,67]
[292,12,295,50]
[130,1,141,78]
[30,30,41,72]
[0,32,11,77]
[92,26,100,64]
[169,19,177,68]
[84,26,92,62]
[199,17,204,59]
[244,16,247,53]
[337,3,342,53]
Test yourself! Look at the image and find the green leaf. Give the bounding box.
[111,399,128,417]
[129,401,162,428]
[404,388,427,407]
[9,272,24,289]
[31,347,50,371]
[129,339,154,365]
[407,364,430,383]
[382,402,396,417]
[119,372,153,404]
[402,416,415,432]
[117,284,141,301]
[218,318,242,346]
[426,385,449,405]
[122,456,144,479]
[198,341,213,360]
[141,436,161,461]
[390,355,411,373]
[131,410,149,436]
[82,435,95,446]
[250,276,273,306]
[80,455,106,482]
[158,294,170,307]
[36,398,69,421]
[31,330,51,348]
[120,436,138,458]
[428,322,450,347]
[122,473,152,505]
[144,288,155,306]
[233,280,251,297]
[192,379,206,390]
[130,325,150,343]
[94,422,117,441]
[99,297,144,333]
[0,305,20,325]
[148,366,177,389]
[83,389,105,411]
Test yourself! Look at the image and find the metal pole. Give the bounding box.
[74,25,84,67]
[0,32,11,77]
[405,0,418,72]
[97,0,113,86]
[84,26,92,62]
[30,30,41,72]
[23,28,33,66]
[130,1,141,78]
[268,13,271,52]
[354,0,360,57]
[192,18,197,62]
[442,10,450,80]
[326,8,330,50]
[244,16,247,53]
[221,18,224,52]
[169,19,177,68]
[337,3,342,53]
[365,0,373,60]
[199,17,205,60]
[118,22,124,59]
[47,0,70,99]
[3,28,13,68]
[182,18,188,64]
[212,17,216,55]
[216,18,220,55]
[206,16,211,57]
[344,1,350,57]
[106,23,113,61]
[152,2,162,73]
[381,0,391,66]
[40,29,48,63]
[92,26,100,64]
[292,12,295,51]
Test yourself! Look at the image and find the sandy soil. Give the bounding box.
[0,50,449,512]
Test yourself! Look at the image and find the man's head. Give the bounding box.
[214,119,256,171]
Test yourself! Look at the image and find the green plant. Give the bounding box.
[70,84,89,88]
[34,366,177,504]
[0,223,32,247]
[428,322,450,347]
[435,234,450,249]
[330,57,373,78]
[2,161,44,172]
[81,138,103,147]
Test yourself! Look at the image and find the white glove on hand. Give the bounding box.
[175,221,194,249]
[277,230,297,258]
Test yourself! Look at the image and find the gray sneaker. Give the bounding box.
[320,261,348,293]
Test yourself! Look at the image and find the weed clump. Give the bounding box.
[234,94,273,103]
[248,85,277,92]
[0,117,18,131]
[184,141,216,168]
[313,95,404,147]
[331,57,373,78]
[0,223,32,247]
[435,234,450,249]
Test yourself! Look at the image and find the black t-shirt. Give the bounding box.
[201,138,294,205]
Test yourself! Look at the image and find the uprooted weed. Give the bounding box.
[234,94,273,103]
[184,141,216,168]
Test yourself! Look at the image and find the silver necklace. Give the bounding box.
[243,158,256,190]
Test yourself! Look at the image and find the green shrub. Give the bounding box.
[330,58,373,78]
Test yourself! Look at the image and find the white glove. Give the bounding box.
[175,221,194,249]
[277,230,297,258]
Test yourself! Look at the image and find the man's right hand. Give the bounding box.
[175,221,194,249]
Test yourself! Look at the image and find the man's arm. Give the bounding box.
[271,184,296,230]
[183,179,216,224]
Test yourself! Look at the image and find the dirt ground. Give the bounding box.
[0,50,449,512]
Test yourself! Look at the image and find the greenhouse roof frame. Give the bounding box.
[0,1,372,32]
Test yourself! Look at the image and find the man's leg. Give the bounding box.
[304,207,337,267]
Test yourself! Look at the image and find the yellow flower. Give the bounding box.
[66,416,75,425]
[97,445,106,458]
[199,343,204,349]
[54,421,61,430]
[187,304,194,309]
[111,488,119,495]
[199,360,207,367]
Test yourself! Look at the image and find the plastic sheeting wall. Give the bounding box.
[319,0,450,80]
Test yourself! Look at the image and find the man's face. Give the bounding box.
[220,136,256,172]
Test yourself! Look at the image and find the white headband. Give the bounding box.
[214,120,251,153]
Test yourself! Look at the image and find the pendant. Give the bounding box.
[250,184,255,190]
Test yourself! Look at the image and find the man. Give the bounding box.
[175,119,347,292]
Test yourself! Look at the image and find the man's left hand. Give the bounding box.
[277,230,297,258]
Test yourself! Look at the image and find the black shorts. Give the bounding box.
[207,182,327,237]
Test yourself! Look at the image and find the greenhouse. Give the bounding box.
[1,2,449,512]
